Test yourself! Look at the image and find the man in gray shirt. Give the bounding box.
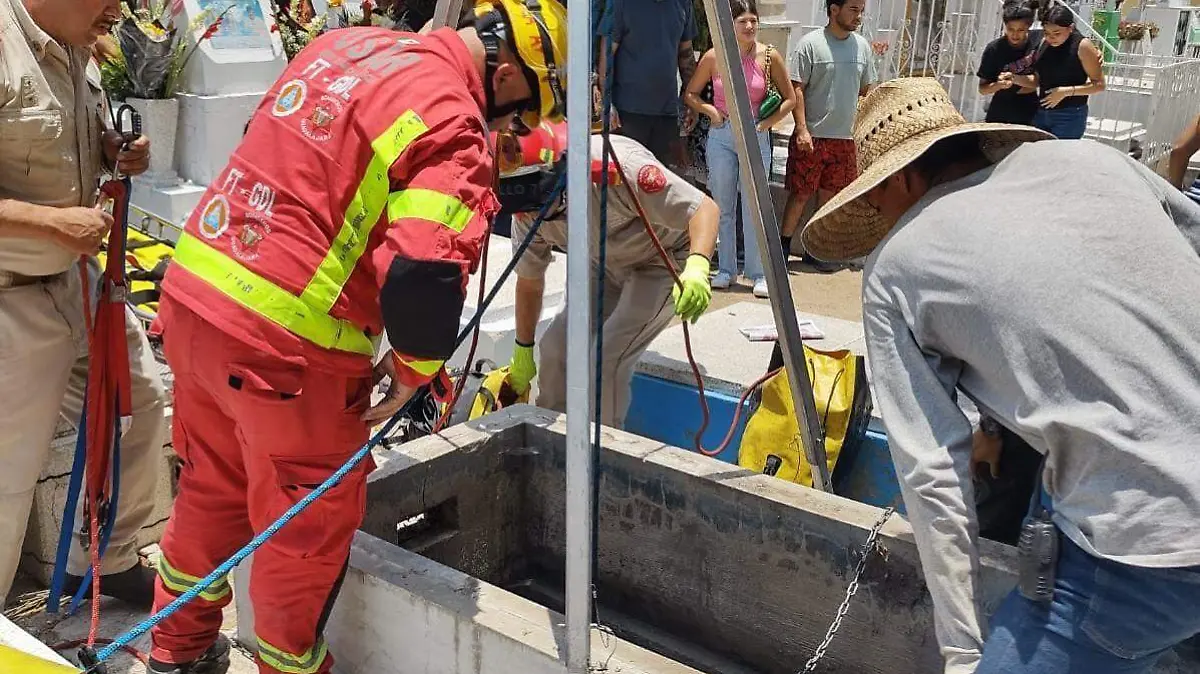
[802,78,1200,674]
[782,0,876,270]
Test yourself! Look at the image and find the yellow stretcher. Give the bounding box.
[0,643,80,673]
[96,227,175,323]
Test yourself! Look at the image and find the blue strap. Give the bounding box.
[49,181,132,616]
[47,402,89,614]
[66,408,122,616]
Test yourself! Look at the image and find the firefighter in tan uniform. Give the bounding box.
[506,133,718,429]
[0,0,165,607]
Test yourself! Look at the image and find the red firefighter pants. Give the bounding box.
[150,300,374,674]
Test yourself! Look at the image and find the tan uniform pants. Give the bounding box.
[0,260,167,604]
[537,265,676,430]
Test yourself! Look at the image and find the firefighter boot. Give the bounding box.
[63,563,156,610]
[148,634,232,674]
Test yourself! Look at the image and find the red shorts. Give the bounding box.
[785,137,858,199]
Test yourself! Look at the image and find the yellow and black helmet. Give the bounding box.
[474,0,567,128]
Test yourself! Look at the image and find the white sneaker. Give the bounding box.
[752,277,769,298]
[711,271,734,290]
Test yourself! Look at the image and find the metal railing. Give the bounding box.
[1084,52,1200,164]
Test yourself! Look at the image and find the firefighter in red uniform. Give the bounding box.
[145,3,567,673]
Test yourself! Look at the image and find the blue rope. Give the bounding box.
[89,173,568,669]
[590,0,616,587]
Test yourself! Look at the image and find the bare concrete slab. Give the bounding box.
[638,301,867,395]
[2,588,257,674]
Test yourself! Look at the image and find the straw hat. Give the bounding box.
[800,78,1053,262]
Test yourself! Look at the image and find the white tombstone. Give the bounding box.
[132,0,288,227]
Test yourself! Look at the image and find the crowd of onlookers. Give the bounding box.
[602,0,877,296]
[976,1,1105,137]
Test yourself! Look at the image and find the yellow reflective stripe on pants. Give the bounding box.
[302,110,430,315]
[386,188,475,233]
[173,233,374,356]
[257,637,328,674]
[395,355,443,376]
[157,554,231,602]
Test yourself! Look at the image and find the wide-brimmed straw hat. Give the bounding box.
[800,78,1053,262]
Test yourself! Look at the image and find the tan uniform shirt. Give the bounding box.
[511,135,702,281]
[0,0,107,275]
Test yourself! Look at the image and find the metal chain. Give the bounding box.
[800,506,897,673]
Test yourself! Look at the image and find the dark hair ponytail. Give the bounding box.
[1044,5,1075,27]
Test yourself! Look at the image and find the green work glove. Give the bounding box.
[509,342,537,395]
[672,254,713,323]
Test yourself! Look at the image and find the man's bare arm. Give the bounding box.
[0,199,112,255]
[677,40,696,95]
[1168,113,1200,189]
[514,275,546,345]
[791,81,808,128]
[0,200,53,240]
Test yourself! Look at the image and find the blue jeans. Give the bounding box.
[1033,104,1088,140]
[705,121,772,280]
[977,531,1200,674]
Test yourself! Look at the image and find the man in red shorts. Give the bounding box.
[781,0,877,271]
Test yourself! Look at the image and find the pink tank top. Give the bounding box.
[712,47,768,114]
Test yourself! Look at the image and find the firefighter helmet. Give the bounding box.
[474,0,568,128]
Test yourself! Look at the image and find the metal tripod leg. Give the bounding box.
[564,1,597,673]
[698,0,832,492]
[431,0,465,29]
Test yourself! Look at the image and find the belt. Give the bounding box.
[0,270,66,289]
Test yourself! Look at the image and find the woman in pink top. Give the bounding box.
[684,0,795,297]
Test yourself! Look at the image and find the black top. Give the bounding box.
[1034,30,1090,108]
[977,34,1042,124]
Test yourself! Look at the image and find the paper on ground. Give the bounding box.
[739,320,825,342]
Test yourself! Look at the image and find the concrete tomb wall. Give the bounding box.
[308,406,1196,673]
[356,406,1011,674]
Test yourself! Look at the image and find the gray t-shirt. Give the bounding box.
[512,135,701,281]
[862,139,1200,673]
[791,28,877,139]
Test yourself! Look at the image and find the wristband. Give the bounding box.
[980,417,1002,438]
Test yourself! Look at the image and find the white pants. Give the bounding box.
[0,259,167,604]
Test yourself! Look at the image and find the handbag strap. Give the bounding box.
[762,45,778,95]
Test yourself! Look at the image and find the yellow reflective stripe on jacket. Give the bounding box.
[395,355,443,377]
[386,188,474,233]
[257,637,328,674]
[174,233,374,356]
[157,554,231,602]
[302,110,430,315]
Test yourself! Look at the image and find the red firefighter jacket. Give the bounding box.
[162,27,497,382]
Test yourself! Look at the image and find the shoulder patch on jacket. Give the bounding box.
[637,165,667,194]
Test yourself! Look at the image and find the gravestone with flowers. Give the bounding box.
[125,0,288,231]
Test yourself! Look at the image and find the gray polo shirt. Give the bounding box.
[862,139,1200,673]
[791,27,877,139]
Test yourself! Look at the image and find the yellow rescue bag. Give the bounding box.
[0,644,79,674]
[446,361,531,426]
[737,345,871,488]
